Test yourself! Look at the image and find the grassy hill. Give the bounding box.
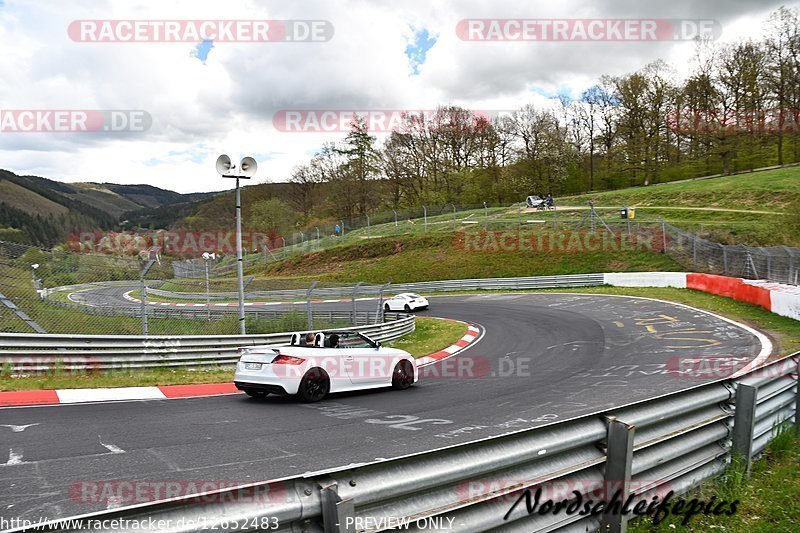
[560,166,800,211]
[249,233,681,284]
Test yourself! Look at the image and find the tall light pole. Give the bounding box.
[216,154,258,335]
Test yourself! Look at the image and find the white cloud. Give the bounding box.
[0,0,796,192]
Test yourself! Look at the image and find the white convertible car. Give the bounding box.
[383,293,429,312]
[234,330,417,402]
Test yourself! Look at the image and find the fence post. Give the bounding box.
[552,200,557,231]
[517,203,521,234]
[306,281,319,330]
[692,235,697,270]
[366,214,371,239]
[316,227,321,249]
[423,206,427,233]
[452,203,457,231]
[340,220,345,240]
[140,277,148,336]
[483,201,488,230]
[351,282,363,326]
[783,246,795,285]
[766,252,772,281]
[732,383,758,477]
[600,417,635,533]
[393,209,398,237]
[722,245,728,274]
[661,220,667,253]
[377,283,391,324]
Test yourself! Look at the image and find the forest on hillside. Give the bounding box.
[187,6,798,233]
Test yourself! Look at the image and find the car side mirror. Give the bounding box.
[375,341,381,350]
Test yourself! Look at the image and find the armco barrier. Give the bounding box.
[13,353,797,533]
[63,271,800,322]
[0,315,414,372]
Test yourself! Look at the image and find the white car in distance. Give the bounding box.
[234,330,417,402]
[383,293,429,312]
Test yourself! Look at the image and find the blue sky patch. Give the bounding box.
[405,27,437,75]
[191,39,214,63]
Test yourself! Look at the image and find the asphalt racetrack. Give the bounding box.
[0,292,770,522]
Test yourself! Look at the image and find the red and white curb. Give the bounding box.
[0,323,482,408]
[0,383,240,408]
[417,324,482,367]
[123,291,377,307]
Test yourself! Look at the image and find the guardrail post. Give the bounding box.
[732,383,757,477]
[306,281,319,330]
[795,358,800,436]
[319,479,355,533]
[600,416,635,533]
[661,220,667,253]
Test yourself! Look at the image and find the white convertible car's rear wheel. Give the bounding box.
[384,303,391,311]
[298,368,330,402]
[392,360,414,390]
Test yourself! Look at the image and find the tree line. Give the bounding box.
[276,7,800,227]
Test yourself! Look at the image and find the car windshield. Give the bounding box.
[335,332,374,348]
[407,294,421,298]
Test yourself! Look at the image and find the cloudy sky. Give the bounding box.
[0,0,795,193]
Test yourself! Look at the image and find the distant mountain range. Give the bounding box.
[0,169,218,246]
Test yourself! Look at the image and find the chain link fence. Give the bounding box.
[663,222,800,285]
[0,241,372,335]
[0,202,795,335]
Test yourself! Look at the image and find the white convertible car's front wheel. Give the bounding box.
[391,360,414,390]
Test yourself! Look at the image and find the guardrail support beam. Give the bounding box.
[319,479,355,533]
[600,416,635,533]
[732,383,758,477]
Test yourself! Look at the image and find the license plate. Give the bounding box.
[244,362,262,370]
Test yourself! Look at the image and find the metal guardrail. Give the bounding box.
[0,314,414,371]
[138,274,607,302]
[44,297,387,323]
[18,353,797,533]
